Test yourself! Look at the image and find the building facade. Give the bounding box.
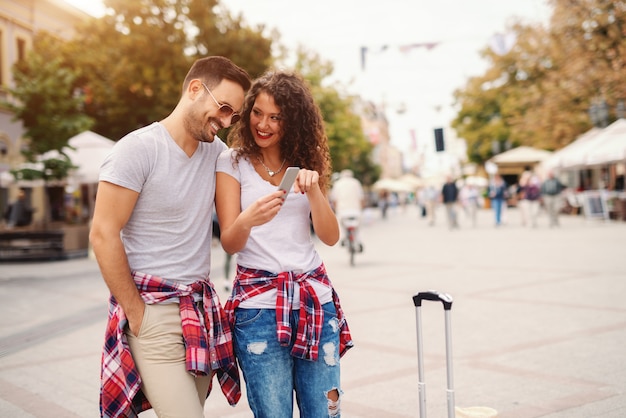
[356,98,404,179]
[0,0,88,222]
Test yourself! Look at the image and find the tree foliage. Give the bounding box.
[8,0,377,184]
[292,48,379,184]
[452,0,626,164]
[69,0,274,141]
[7,32,93,161]
[8,0,273,151]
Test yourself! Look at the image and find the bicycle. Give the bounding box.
[341,215,362,266]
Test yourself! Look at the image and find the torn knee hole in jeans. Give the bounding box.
[322,342,337,366]
[246,341,267,355]
[326,388,341,417]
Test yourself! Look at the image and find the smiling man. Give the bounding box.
[90,56,250,418]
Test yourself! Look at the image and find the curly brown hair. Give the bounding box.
[227,71,332,190]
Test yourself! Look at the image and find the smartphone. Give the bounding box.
[277,167,300,193]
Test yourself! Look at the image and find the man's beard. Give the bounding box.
[184,111,216,143]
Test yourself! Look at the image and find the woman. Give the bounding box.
[215,71,353,418]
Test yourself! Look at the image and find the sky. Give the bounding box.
[64,0,551,171]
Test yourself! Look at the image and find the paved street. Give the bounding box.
[1,203,625,417]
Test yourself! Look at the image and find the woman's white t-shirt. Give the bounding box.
[216,149,332,308]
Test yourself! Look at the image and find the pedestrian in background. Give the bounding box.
[489,173,508,227]
[3,188,33,228]
[416,187,427,219]
[331,168,365,251]
[441,175,459,229]
[524,173,542,227]
[459,182,480,227]
[215,70,353,417]
[90,56,251,418]
[378,189,390,219]
[541,170,567,227]
[424,185,439,226]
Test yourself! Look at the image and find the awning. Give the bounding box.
[489,146,553,166]
[585,119,626,166]
[372,178,415,193]
[64,131,115,183]
[542,127,603,170]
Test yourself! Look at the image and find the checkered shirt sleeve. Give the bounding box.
[100,272,240,418]
[224,263,354,362]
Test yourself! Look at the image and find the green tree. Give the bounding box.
[545,0,626,133]
[293,48,379,185]
[66,0,273,141]
[7,32,94,160]
[452,0,626,162]
[452,73,511,164]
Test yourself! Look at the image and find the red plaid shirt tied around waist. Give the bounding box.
[100,272,240,418]
[224,263,353,361]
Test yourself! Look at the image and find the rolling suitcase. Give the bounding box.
[412,290,455,418]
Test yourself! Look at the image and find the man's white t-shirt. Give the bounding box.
[99,122,226,285]
[331,175,364,216]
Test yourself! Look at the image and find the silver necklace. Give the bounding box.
[257,157,286,177]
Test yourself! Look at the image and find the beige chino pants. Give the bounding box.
[126,303,212,418]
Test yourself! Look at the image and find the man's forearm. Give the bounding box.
[93,236,145,327]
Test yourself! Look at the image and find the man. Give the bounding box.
[541,170,566,227]
[330,169,365,251]
[90,56,251,418]
[441,175,459,229]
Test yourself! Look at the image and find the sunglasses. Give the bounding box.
[201,83,241,124]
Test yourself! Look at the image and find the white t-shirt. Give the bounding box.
[99,122,226,285]
[216,149,331,308]
[331,175,364,216]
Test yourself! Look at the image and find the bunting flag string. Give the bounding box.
[361,42,440,70]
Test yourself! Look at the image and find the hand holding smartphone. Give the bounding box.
[277,167,300,194]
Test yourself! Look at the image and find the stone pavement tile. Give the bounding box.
[0,320,105,418]
[540,393,626,418]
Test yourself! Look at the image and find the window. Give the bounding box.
[0,29,3,85]
[16,37,26,62]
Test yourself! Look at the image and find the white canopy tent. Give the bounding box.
[397,173,424,190]
[64,131,116,183]
[539,120,626,191]
[489,146,553,166]
[488,146,553,177]
[540,120,626,170]
[541,127,603,170]
[585,119,626,166]
[64,131,115,223]
[38,130,115,183]
[372,178,415,193]
[36,131,115,224]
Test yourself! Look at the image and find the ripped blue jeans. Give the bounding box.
[233,302,342,418]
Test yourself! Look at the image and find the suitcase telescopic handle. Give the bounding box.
[413,290,456,418]
[412,290,453,310]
